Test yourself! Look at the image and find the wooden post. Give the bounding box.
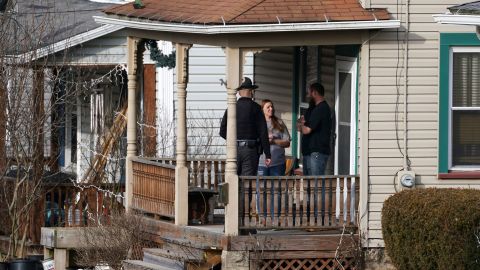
[53,248,69,270]
[224,47,242,236]
[143,64,157,157]
[125,37,139,212]
[175,43,191,226]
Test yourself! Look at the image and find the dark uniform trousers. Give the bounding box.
[237,141,259,176]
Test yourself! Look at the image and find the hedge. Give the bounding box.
[382,188,480,270]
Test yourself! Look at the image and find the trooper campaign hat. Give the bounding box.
[235,77,258,91]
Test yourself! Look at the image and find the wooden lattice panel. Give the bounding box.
[254,257,356,270]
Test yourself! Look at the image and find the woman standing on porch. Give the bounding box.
[258,100,291,176]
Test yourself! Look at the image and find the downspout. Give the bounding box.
[403,0,410,170]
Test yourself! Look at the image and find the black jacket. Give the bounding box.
[220,97,271,159]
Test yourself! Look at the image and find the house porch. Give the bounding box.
[129,157,359,269]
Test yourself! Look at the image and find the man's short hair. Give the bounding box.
[310,83,325,96]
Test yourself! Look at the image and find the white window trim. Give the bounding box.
[448,46,480,170]
[334,56,357,175]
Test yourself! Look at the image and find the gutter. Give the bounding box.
[434,14,480,40]
[433,14,480,25]
[11,24,124,62]
[94,16,400,34]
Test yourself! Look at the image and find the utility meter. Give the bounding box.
[397,170,416,191]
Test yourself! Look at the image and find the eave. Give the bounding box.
[94,16,400,34]
[433,13,480,39]
[433,14,480,25]
[10,24,125,63]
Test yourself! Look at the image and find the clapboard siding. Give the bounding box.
[54,30,128,65]
[254,47,294,157]
[365,0,478,247]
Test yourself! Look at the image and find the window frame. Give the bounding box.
[448,47,480,171]
[439,33,480,176]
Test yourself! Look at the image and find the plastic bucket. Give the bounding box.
[9,260,36,270]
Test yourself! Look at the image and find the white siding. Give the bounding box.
[54,30,128,65]
[364,0,479,247]
[254,47,294,156]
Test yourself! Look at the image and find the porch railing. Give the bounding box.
[239,175,359,230]
[0,178,124,244]
[131,157,226,219]
[43,183,124,227]
[131,158,176,218]
[152,157,226,191]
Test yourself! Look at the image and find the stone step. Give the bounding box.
[122,260,174,270]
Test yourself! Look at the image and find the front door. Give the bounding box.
[335,57,357,175]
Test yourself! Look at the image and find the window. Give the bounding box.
[450,48,480,168]
[439,33,480,175]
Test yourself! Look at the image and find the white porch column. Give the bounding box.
[125,37,139,212]
[175,43,191,226]
[224,47,242,236]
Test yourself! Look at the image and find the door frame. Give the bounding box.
[334,56,357,175]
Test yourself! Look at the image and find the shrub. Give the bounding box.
[382,188,480,270]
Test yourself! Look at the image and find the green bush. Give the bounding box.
[382,188,480,270]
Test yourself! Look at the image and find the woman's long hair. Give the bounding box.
[261,99,285,132]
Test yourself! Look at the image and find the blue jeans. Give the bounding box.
[309,152,329,176]
[258,163,286,176]
[303,155,311,175]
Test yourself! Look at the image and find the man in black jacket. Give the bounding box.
[299,82,331,175]
[220,77,271,176]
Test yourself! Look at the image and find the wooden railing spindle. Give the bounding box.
[306,178,311,224]
[335,177,340,224]
[270,178,274,226]
[284,178,289,227]
[329,178,333,226]
[351,177,356,224]
[321,177,326,226]
[248,178,253,224]
[277,176,282,227]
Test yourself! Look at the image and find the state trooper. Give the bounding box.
[220,77,271,176]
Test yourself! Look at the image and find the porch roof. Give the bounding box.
[103,0,390,25]
[95,0,399,36]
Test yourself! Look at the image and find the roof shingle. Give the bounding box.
[103,0,390,25]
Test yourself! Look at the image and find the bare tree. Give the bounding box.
[0,0,126,260]
[74,211,153,270]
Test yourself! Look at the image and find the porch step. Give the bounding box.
[161,236,215,250]
[144,247,203,264]
[122,260,174,270]
[142,251,185,270]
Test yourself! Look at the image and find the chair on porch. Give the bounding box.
[285,156,296,176]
